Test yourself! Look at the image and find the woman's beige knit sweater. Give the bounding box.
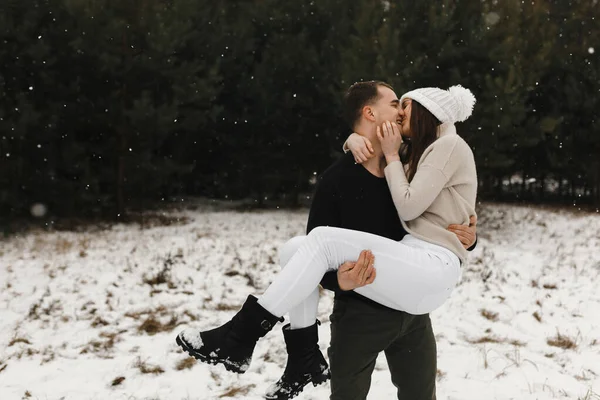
[384,122,477,263]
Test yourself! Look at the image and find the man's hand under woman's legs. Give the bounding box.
[337,250,376,291]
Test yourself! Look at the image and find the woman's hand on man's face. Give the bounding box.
[377,121,403,164]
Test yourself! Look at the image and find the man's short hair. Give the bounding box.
[344,81,394,130]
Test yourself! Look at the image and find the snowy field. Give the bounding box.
[1,202,599,400]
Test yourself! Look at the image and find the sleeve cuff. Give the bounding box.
[383,160,407,183]
[467,237,477,251]
[383,159,404,173]
[320,271,342,292]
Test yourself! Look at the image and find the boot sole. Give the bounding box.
[176,334,248,374]
[264,369,331,400]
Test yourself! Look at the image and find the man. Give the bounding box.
[309,81,477,399]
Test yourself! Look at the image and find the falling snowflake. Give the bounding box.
[30,203,48,218]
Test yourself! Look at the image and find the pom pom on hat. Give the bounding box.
[448,85,476,122]
[400,85,476,124]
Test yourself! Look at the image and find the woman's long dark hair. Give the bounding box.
[399,100,440,182]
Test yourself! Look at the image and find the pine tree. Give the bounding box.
[60,0,221,218]
[0,0,80,219]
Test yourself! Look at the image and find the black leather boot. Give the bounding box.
[265,321,331,400]
[176,295,283,373]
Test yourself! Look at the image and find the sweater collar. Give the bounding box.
[437,122,457,138]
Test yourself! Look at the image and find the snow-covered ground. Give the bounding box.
[1,203,599,400]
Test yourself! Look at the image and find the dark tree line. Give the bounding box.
[1,0,599,222]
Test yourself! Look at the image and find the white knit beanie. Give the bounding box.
[400,85,476,124]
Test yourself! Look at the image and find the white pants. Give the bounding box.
[258,226,461,329]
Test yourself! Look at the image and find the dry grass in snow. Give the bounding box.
[0,202,599,400]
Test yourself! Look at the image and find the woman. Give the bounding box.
[176,85,477,400]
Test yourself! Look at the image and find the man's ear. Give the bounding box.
[362,105,376,122]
